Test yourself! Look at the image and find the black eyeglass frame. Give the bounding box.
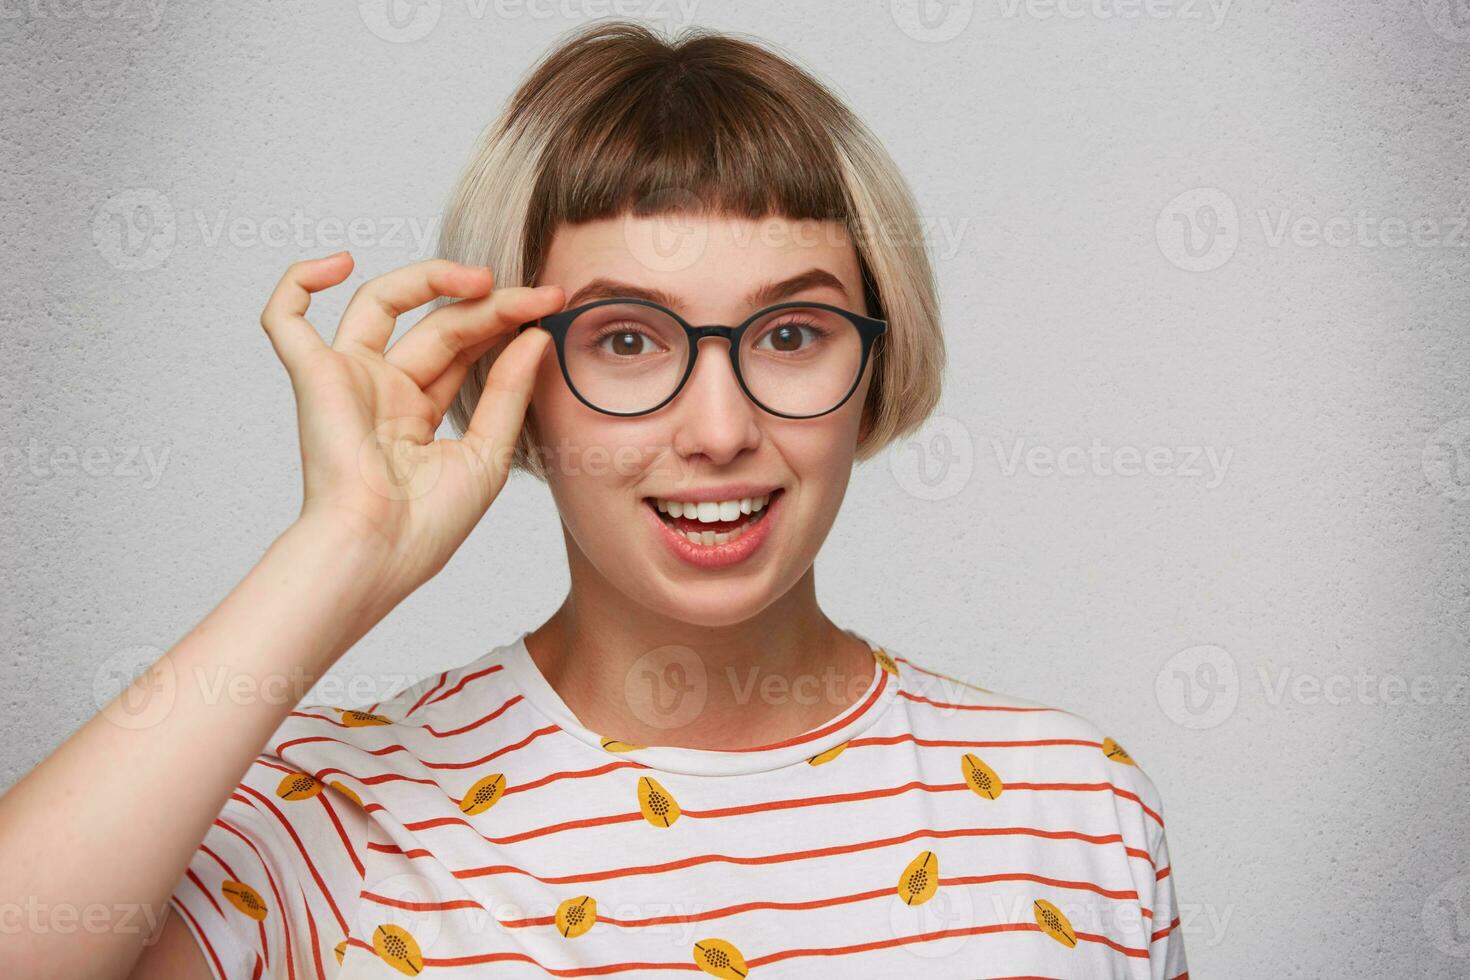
[516,297,888,419]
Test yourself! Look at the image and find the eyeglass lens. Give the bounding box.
[561,303,865,415]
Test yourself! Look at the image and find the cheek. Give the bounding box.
[528,360,668,500]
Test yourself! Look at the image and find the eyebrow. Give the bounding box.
[561,268,852,316]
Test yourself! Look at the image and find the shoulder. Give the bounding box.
[266,641,523,759]
[891,648,1171,840]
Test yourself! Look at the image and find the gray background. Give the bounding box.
[3,1,1469,976]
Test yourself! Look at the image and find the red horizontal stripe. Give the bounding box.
[338,933,696,977]
[748,920,1147,968]
[404,671,449,717]
[275,723,561,772]
[900,691,1061,713]
[705,669,889,753]
[289,694,525,739]
[502,760,649,796]
[375,866,1145,928]
[359,774,1157,855]
[1073,929,1149,958]
[343,917,1143,975]
[360,890,483,913]
[893,655,992,693]
[848,731,1101,751]
[425,664,504,707]
[946,872,1140,904]
[366,810,644,849]
[1153,915,1182,942]
[430,824,1152,885]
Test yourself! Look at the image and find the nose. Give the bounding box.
[666,336,762,466]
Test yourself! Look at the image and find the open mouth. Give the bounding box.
[643,488,785,547]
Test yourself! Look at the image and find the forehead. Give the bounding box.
[540,212,863,315]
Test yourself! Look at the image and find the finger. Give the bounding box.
[332,259,496,353]
[259,252,350,376]
[385,284,564,389]
[461,327,553,484]
[421,331,504,419]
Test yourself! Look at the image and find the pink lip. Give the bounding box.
[642,489,783,569]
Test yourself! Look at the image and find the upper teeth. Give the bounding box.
[654,494,771,523]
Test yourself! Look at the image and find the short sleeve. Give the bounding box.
[166,748,371,980]
[1146,820,1190,979]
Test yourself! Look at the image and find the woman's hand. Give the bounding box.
[260,252,562,600]
[0,251,562,979]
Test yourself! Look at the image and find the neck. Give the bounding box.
[523,556,875,751]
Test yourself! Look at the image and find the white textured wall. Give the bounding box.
[3,2,1468,976]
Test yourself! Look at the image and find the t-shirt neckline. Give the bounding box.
[500,627,900,777]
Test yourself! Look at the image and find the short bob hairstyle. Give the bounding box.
[439,20,945,481]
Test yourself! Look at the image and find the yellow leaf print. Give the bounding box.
[637,776,681,827]
[328,780,363,807]
[555,895,597,938]
[275,771,323,801]
[1033,898,1078,948]
[1101,736,1136,766]
[873,648,899,676]
[600,736,643,752]
[806,741,847,766]
[339,709,392,727]
[693,938,749,978]
[960,752,1004,800]
[898,851,939,905]
[221,880,267,921]
[460,773,506,816]
[373,923,424,975]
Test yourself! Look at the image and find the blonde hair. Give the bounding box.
[438,20,944,480]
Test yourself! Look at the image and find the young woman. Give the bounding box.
[2,21,1187,980]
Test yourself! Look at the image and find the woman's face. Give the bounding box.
[529,211,876,627]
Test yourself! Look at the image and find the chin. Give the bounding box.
[636,574,779,628]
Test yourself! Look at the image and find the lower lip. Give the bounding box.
[642,491,783,569]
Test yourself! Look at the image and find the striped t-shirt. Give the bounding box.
[168,629,1188,979]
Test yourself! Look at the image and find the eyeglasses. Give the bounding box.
[516,297,886,418]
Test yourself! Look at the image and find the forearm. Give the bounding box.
[0,517,399,976]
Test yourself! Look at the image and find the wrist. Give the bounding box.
[271,515,412,626]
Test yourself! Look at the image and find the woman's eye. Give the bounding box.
[597,329,658,356]
[755,321,820,353]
